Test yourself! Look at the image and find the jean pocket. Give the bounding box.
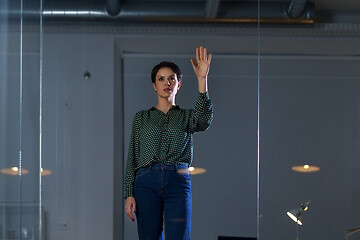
[176,167,191,182]
[136,167,150,178]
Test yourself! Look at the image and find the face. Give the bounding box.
[153,67,181,98]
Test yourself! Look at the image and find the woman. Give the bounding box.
[124,46,213,240]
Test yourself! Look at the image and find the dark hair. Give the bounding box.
[151,61,182,84]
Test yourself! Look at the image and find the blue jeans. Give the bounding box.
[134,163,192,240]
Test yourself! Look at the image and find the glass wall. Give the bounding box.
[3,0,360,240]
[0,0,43,239]
[258,1,360,240]
[40,3,260,240]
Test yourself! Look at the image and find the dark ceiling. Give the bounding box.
[41,0,360,23]
[4,0,354,24]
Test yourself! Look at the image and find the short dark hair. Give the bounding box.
[151,61,182,84]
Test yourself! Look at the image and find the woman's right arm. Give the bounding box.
[124,112,141,221]
[125,197,136,222]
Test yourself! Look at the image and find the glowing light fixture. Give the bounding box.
[287,209,304,225]
[1,167,29,176]
[292,165,320,173]
[188,166,206,175]
[1,167,53,176]
[41,168,53,176]
[287,200,311,240]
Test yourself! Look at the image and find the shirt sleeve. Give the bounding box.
[124,112,141,198]
[189,92,214,133]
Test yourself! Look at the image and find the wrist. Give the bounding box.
[198,82,208,93]
[197,76,207,82]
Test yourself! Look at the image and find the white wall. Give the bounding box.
[42,31,115,240]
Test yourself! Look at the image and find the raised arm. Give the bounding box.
[190,46,212,93]
[189,46,213,133]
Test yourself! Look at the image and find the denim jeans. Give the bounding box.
[134,163,192,240]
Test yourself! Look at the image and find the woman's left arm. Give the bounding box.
[189,46,213,133]
[190,46,212,93]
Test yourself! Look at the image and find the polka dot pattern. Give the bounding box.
[124,92,213,198]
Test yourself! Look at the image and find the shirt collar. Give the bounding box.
[150,105,180,112]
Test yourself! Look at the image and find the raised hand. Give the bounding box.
[190,46,212,93]
[190,46,212,81]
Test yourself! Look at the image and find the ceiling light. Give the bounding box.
[1,167,53,176]
[292,165,320,173]
[188,166,206,175]
[1,167,29,176]
[41,168,53,176]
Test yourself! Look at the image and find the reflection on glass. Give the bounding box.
[188,166,206,175]
[291,165,320,173]
[0,167,29,176]
[0,0,42,239]
[258,1,360,239]
[0,167,52,176]
[40,168,53,176]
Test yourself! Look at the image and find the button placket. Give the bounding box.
[160,114,169,161]
[163,115,170,159]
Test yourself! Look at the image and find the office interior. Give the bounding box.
[1,0,360,239]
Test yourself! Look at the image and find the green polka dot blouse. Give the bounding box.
[124,92,213,198]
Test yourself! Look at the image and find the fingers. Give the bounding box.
[125,197,136,222]
[207,53,212,64]
[126,209,134,222]
[132,201,136,214]
[196,47,200,62]
[195,46,210,62]
[199,46,204,60]
[203,47,207,61]
[191,46,211,75]
[126,204,135,222]
[190,58,196,70]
